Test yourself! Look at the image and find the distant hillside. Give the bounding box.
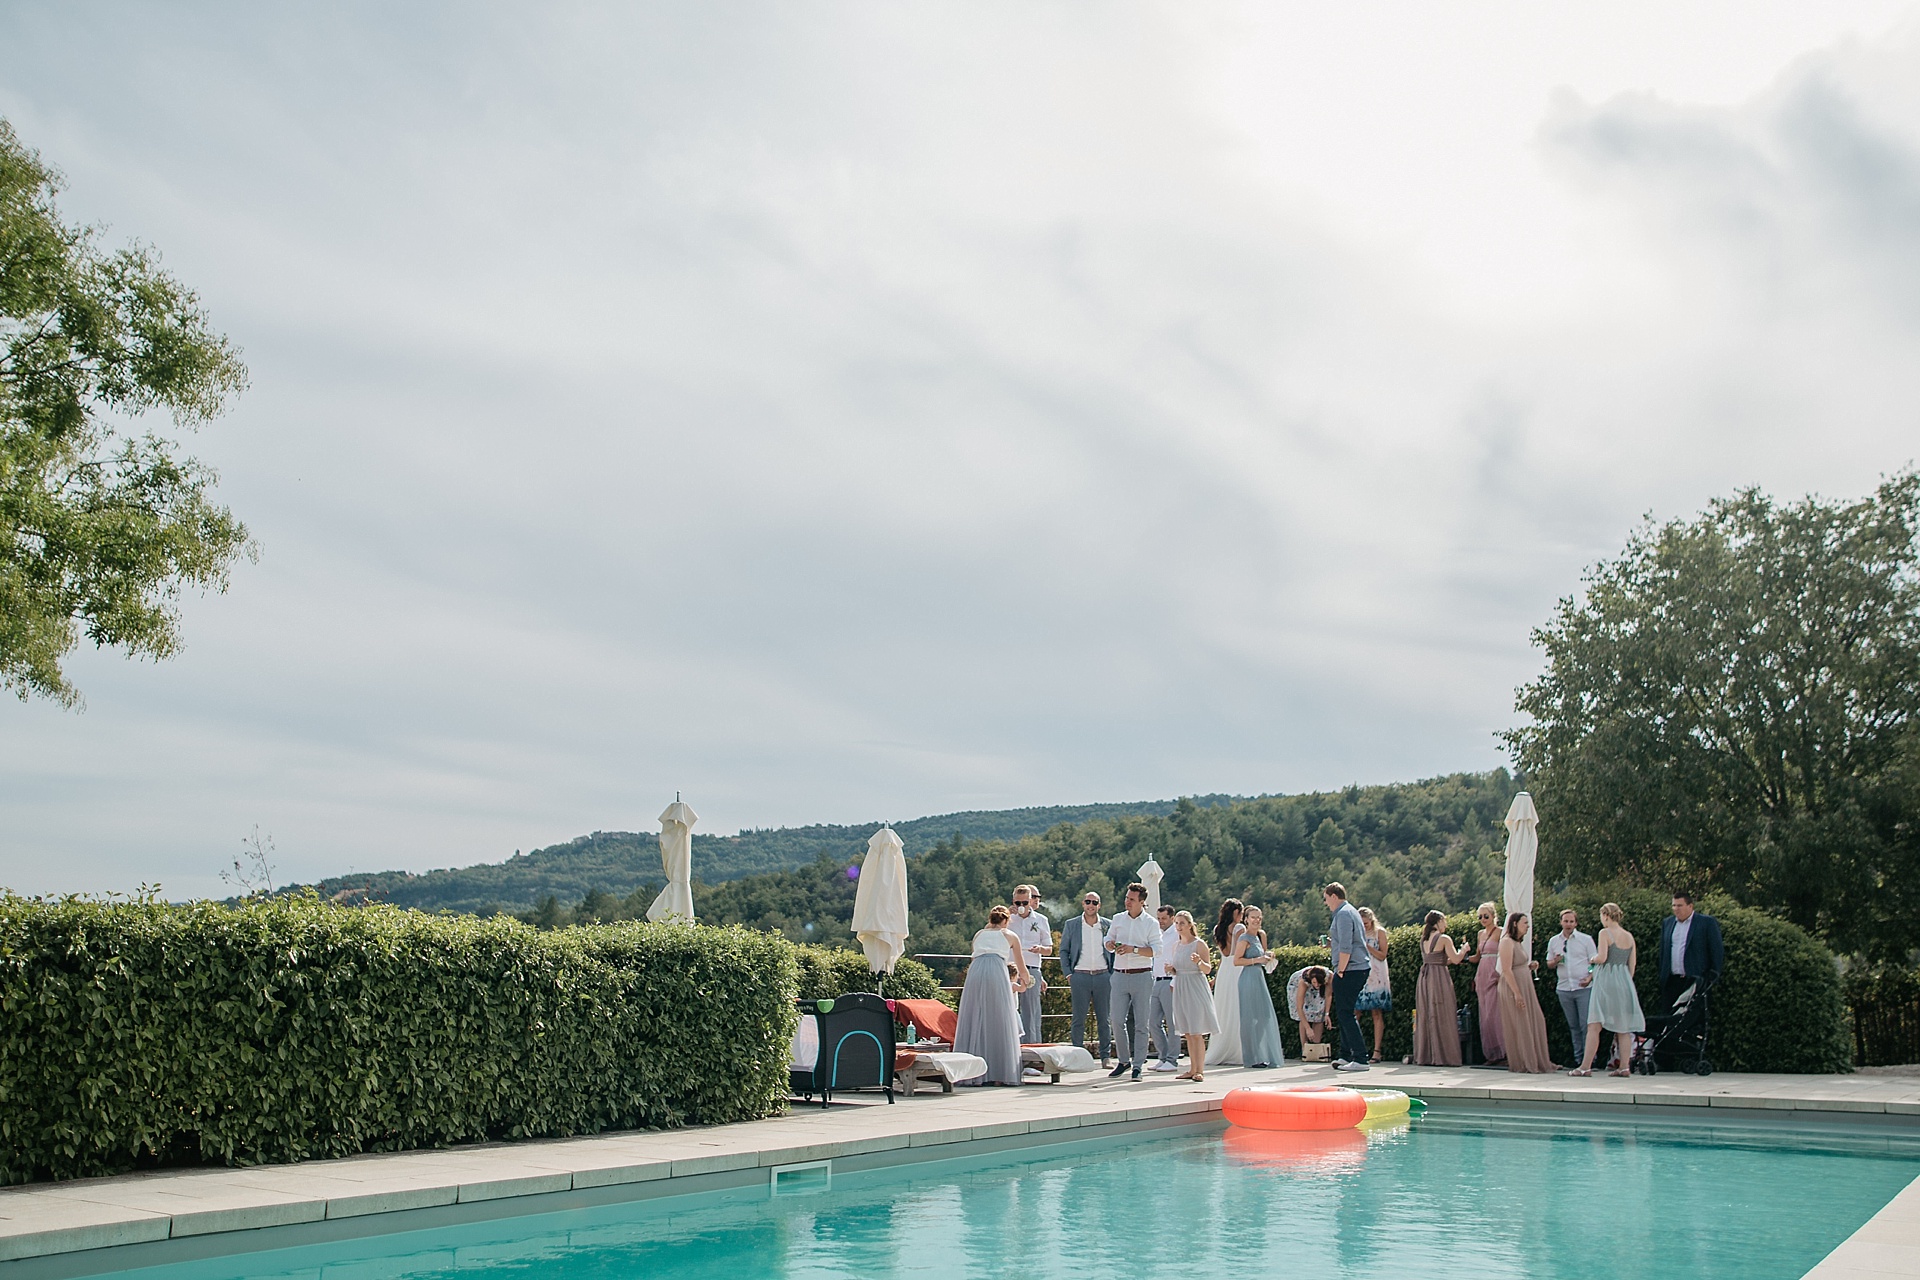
[299,796,1248,915]
[696,771,1519,955]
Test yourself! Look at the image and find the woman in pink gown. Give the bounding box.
[1471,902,1505,1064]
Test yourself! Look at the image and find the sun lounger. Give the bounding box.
[1020,1042,1098,1082]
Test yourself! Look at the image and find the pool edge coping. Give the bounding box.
[7,1090,1920,1280]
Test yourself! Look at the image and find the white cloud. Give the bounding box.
[2,2,1918,896]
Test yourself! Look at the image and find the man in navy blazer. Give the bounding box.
[1657,892,1726,1011]
[1059,891,1114,1066]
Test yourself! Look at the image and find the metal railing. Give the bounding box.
[913,952,1073,1026]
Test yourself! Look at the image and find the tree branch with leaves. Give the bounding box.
[1,118,253,707]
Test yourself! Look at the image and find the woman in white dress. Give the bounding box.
[1356,906,1393,1064]
[1206,898,1245,1067]
[954,905,1027,1085]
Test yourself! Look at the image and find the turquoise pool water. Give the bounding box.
[108,1111,1920,1280]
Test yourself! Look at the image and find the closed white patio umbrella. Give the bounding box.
[852,825,910,978]
[1502,791,1538,929]
[647,796,699,924]
[1137,857,1165,914]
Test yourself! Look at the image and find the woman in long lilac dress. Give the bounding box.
[1471,902,1505,1064]
[1414,910,1468,1066]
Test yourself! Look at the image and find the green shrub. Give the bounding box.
[0,894,800,1184]
[791,945,941,1001]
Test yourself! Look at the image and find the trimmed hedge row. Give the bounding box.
[0,895,799,1185]
[1238,888,1850,1073]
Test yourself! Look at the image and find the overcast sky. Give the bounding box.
[3,3,1918,898]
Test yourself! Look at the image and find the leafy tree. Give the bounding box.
[1,120,251,707]
[1505,474,1920,958]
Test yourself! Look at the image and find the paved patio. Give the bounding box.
[4,1060,1918,1276]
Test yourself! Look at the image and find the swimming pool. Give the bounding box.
[90,1111,1920,1280]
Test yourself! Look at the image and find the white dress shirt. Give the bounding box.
[1155,924,1179,978]
[1011,910,1051,970]
[1074,916,1107,972]
[1107,909,1159,971]
[1547,930,1597,991]
[1670,916,1693,975]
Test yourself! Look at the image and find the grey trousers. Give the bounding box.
[1150,978,1179,1063]
[1557,987,1591,1061]
[1109,969,1155,1068]
[1019,968,1044,1043]
[1069,970,1112,1057]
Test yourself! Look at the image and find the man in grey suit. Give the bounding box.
[1060,891,1113,1066]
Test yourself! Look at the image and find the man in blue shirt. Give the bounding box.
[1323,882,1371,1072]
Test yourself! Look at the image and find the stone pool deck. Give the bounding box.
[5,1060,1919,1277]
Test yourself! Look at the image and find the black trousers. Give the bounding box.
[1333,968,1369,1062]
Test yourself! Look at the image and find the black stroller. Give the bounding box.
[1633,979,1713,1077]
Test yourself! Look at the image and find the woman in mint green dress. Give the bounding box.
[1572,902,1645,1078]
[1233,906,1285,1068]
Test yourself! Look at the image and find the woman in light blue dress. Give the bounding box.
[1233,906,1286,1068]
[1572,902,1646,1078]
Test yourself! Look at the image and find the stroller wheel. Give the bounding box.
[1644,1059,1657,1077]
[1696,1059,1713,1077]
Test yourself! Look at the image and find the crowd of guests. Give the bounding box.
[953,879,1726,1085]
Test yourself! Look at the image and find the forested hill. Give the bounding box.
[697,771,1519,958]
[298,796,1245,916]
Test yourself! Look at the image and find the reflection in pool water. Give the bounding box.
[106,1111,1920,1280]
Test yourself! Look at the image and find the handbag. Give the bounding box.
[1301,1041,1332,1062]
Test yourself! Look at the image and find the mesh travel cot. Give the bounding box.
[791,992,897,1107]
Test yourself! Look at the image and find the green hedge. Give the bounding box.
[1232,889,1849,1073]
[792,945,941,1001]
[0,894,799,1185]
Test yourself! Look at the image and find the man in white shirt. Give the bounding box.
[1545,909,1597,1066]
[1148,904,1181,1071]
[1104,882,1158,1081]
[1010,885,1052,1045]
[1062,891,1113,1065]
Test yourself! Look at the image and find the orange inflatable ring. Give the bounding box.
[1222,1085,1368,1131]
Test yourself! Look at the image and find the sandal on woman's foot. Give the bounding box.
[1174,1071,1194,1080]
[1569,1067,1592,1077]
[1609,1068,1631,1077]
[1191,1074,1204,1082]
